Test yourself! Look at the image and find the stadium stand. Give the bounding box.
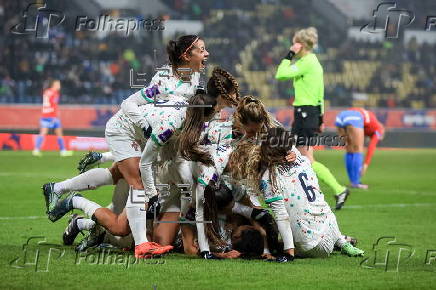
[0,0,434,108]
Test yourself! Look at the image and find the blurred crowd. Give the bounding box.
[0,0,434,108]
[0,0,159,104]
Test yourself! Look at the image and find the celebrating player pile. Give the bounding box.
[40,33,364,262]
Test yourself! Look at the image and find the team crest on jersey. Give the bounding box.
[131,141,140,151]
[158,129,174,144]
[145,84,160,99]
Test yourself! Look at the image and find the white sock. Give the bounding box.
[77,218,96,231]
[196,185,210,253]
[72,196,102,217]
[54,168,113,194]
[100,152,114,163]
[125,188,148,246]
[232,202,253,219]
[336,236,348,248]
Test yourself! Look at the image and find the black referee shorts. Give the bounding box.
[291,105,322,145]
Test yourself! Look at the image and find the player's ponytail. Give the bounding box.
[179,93,217,166]
[233,96,274,136]
[207,67,240,106]
[228,141,262,189]
[203,180,226,248]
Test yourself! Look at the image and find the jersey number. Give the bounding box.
[298,172,316,202]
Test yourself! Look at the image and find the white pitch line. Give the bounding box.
[0,216,46,220]
[0,203,435,220]
[0,172,70,178]
[344,203,436,209]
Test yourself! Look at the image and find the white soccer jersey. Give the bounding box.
[121,65,200,129]
[108,99,188,144]
[197,116,234,186]
[260,149,335,252]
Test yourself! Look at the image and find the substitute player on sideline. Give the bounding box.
[335,107,385,189]
[274,27,348,210]
[32,79,72,157]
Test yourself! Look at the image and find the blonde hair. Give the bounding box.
[233,96,274,137]
[294,27,318,51]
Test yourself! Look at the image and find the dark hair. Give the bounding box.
[203,180,226,247]
[232,227,264,257]
[166,35,200,68]
[214,182,234,209]
[207,67,240,106]
[179,93,217,166]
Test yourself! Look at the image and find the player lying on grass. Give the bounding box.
[42,35,210,257]
[43,68,241,257]
[229,127,364,259]
[62,95,290,259]
[43,92,218,257]
[335,108,385,189]
[64,184,278,260]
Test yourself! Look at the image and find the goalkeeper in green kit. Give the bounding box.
[275,27,350,210]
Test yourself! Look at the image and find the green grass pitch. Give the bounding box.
[0,150,435,289]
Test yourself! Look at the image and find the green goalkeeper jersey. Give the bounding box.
[275,53,324,114]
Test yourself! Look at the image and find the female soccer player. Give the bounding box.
[230,128,364,259]
[33,79,72,157]
[45,92,217,257]
[42,35,209,256]
[192,96,297,259]
[335,107,385,190]
[275,27,349,210]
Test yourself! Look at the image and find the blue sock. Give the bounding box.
[35,135,44,150]
[345,153,354,184]
[57,137,66,151]
[352,152,363,185]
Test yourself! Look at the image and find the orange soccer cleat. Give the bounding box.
[134,242,173,258]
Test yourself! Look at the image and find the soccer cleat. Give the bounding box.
[134,242,173,258]
[274,253,295,263]
[63,214,83,245]
[47,191,81,222]
[42,182,60,214]
[32,150,42,157]
[200,251,221,260]
[335,188,350,210]
[341,242,364,257]
[60,150,74,157]
[75,225,106,252]
[77,151,103,173]
[350,183,369,190]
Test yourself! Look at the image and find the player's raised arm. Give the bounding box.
[274,43,308,80]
